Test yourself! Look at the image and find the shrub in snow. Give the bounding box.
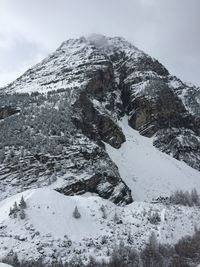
[149,212,161,225]
[73,206,81,219]
[110,240,140,267]
[100,205,107,219]
[87,256,97,267]
[3,228,200,267]
[101,235,107,245]
[19,209,26,220]
[69,255,83,267]
[170,189,200,206]
[113,211,122,224]
[127,231,134,244]
[2,251,20,267]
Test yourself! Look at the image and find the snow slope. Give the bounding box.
[0,264,13,267]
[0,188,200,263]
[106,117,200,201]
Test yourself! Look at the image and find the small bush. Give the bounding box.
[149,212,161,225]
[73,206,81,219]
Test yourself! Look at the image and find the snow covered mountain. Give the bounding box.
[0,34,200,264]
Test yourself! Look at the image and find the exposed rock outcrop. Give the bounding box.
[0,106,20,120]
[56,172,132,205]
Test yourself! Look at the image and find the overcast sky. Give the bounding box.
[0,0,199,87]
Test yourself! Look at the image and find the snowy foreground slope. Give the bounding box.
[0,119,200,263]
[0,188,200,263]
[106,118,200,201]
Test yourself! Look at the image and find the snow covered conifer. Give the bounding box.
[0,148,5,163]
[10,147,15,158]
[73,206,81,219]
[100,204,107,219]
[13,252,20,267]
[149,231,159,251]
[9,201,19,219]
[69,255,83,267]
[88,256,96,267]
[191,188,199,205]
[13,201,19,218]
[9,207,14,217]
[141,232,163,266]
[127,231,134,244]
[51,172,57,182]
[113,211,119,223]
[19,195,27,209]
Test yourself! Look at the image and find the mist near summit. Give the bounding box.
[0,0,200,86]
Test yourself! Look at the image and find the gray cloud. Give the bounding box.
[0,0,199,86]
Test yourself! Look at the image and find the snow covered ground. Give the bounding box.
[106,117,200,201]
[0,188,200,263]
[0,264,13,267]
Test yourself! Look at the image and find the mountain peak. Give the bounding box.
[0,34,200,263]
[57,34,140,54]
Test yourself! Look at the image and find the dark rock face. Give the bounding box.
[0,106,20,120]
[56,173,132,205]
[154,128,200,170]
[123,80,194,137]
[73,92,125,149]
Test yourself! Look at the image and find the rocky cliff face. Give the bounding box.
[0,106,20,120]
[0,34,199,204]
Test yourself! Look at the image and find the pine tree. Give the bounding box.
[100,205,107,219]
[191,188,199,205]
[9,207,14,217]
[19,195,27,209]
[0,148,5,163]
[113,211,119,223]
[127,231,133,244]
[13,201,19,218]
[51,172,57,182]
[12,252,20,267]
[87,256,96,267]
[73,206,81,219]
[149,232,159,251]
[141,232,163,267]
[69,255,83,267]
